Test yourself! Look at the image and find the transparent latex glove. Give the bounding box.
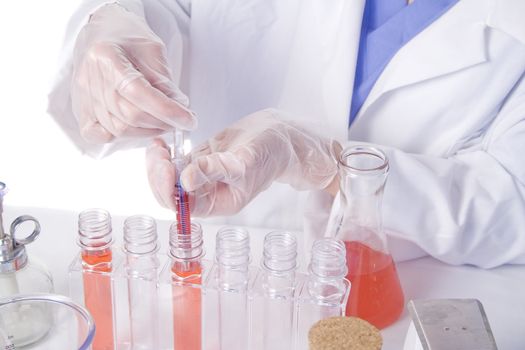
[72,3,196,143]
[146,109,341,216]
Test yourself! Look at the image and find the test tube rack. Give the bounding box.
[68,225,350,350]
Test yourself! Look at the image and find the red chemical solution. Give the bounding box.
[344,241,404,329]
[175,182,191,235]
[172,261,202,350]
[82,249,114,350]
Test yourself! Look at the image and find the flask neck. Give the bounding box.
[78,209,113,252]
[336,146,389,251]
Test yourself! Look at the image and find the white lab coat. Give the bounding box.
[49,0,525,267]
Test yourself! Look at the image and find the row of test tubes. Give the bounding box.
[68,209,350,350]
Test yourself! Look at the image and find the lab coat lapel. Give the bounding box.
[278,0,365,141]
[355,0,488,122]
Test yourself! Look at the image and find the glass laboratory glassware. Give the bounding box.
[168,221,205,350]
[250,231,298,350]
[332,145,404,329]
[114,215,160,349]
[68,208,121,350]
[0,294,95,350]
[0,182,54,347]
[296,238,350,350]
[203,227,251,350]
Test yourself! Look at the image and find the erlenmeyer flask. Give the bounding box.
[331,145,404,329]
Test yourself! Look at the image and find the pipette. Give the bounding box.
[173,129,192,235]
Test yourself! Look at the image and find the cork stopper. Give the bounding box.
[308,316,382,350]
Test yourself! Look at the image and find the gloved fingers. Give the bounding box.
[96,109,165,139]
[89,45,186,130]
[180,152,246,192]
[189,182,249,217]
[189,140,212,160]
[135,56,191,107]
[90,65,166,139]
[94,58,174,131]
[73,78,114,143]
[187,127,251,162]
[91,43,196,130]
[187,183,217,217]
[112,94,173,130]
[118,74,196,130]
[146,139,176,210]
[78,108,114,144]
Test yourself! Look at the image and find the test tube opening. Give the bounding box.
[123,215,158,255]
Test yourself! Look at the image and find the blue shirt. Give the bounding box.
[349,0,459,125]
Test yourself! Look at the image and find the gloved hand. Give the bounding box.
[72,3,196,143]
[146,109,341,216]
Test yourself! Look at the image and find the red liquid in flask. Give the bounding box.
[344,241,404,329]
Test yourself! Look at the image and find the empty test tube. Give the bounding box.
[78,209,115,350]
[296,238,350,350]
[216,227,250,350]
[170,222,205,350]
[122,215,160,349]
[259,231,298,350]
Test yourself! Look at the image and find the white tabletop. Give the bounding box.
[4,206,524,349]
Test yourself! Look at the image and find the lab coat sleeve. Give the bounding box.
[47,0,191,158]
[368,75,525,268]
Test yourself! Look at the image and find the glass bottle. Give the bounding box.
[215,227,251,350]
[169,221,204,350]
[0,182,54,347]
[73,208,116,350]
[296,238,350,350]
[331,145,404,329]
[114,215,160,349]
[250,231,298,350]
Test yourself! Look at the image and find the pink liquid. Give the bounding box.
[82,249,114,350]
[172,261,202,350]
[344,241,404,329]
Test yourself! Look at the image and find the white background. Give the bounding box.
[0,1,173,219]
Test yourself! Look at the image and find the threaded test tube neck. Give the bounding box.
[216,227,250,269]
[78,209,112,251]
[309,238,347,280]
[169,222,204,260]
[262,231,297,274]
[123,215,158,255]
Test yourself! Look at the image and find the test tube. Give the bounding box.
[78,209,115,350]
[251,231,298,350]
[296,238,350,350]
[216,227,250,350]
[170,222,204,350]
[121,215,160,349]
